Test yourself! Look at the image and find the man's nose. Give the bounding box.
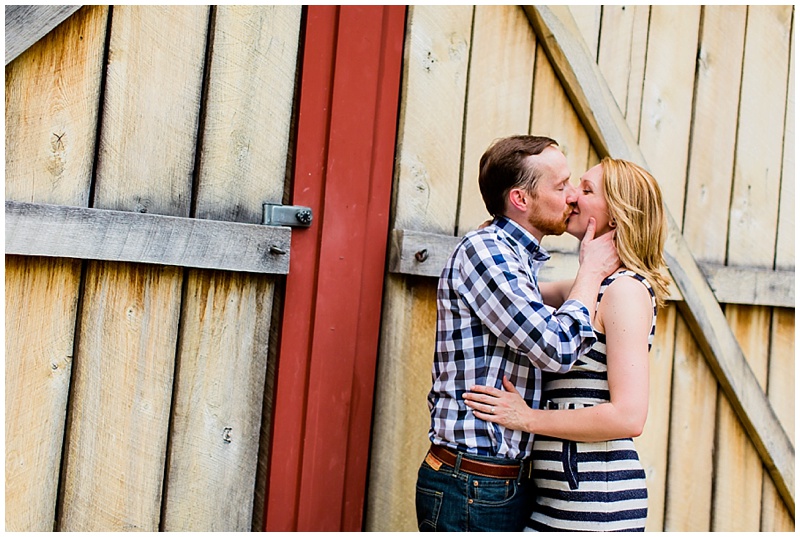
[565,183,578,204]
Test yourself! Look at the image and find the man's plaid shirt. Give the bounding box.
[428,216,596,459]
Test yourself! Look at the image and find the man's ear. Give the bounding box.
[508,188,528,212]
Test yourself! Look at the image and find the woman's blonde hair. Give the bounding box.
[601,157,670,307]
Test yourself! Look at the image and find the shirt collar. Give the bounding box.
[494,216,550,261]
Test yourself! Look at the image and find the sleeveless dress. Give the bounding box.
[524,270,657,532]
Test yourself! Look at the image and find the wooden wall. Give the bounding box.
[5,6,301,531]
[367,5,794,532]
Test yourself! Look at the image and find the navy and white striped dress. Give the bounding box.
[525,270,657,532]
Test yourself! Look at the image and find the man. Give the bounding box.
[415,135,620,532]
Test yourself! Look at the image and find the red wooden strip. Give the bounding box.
[264,5,337,531]
[264,5,406,531]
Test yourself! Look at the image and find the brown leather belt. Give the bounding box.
[428,444,530,479]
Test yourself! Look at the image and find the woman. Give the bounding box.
[463,157,670,532]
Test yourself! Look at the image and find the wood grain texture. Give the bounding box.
[683,6,746,264]
[712,305,770,531]
[366,277,438,532]
[387,229,793,307]
[5,5,106,207]
[365,4,473,531]
[596,6,649,138]
[162,271,276,530]
[59,262,183,531]
[5,201,291,274]
[774,15,795,272]
[5,5,81,65]
[457,5,535,235]
[4,6,108,531]
[392,5,473,234]
[664,317,717,531]
[165,6,300,530]
[525,5,794,513]
[761,308,795,532]
[5,256,82,531]
[633,304,676,531]
[727,5,792,269]
[637,6,700,226]
[58,6,210,531]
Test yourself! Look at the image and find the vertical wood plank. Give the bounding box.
[367,278,438,532]
[596,5,649,138]
[160,6,301,531]
[637,6,700,226]
[761,308,795,531]
[714,6,793,530]
[633,304,676,532]
[457,5,536,235]
[4,6,108,531]
[58,6,209,531]
[392,6,473,235]
[366,5,473,531]
[683,6,745,262]
[567,5,600,57]
[774,13,794,273]
[727,5,792,269]
[664,316,717,531]
[712,306,771,531]
[670,6,747,528]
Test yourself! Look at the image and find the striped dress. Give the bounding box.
[525,270,657,532]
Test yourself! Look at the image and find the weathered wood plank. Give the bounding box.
[664,317,717,531]
[596,6,649,138]
[524,5,795,512]
[457,5,535,235]
[761,308,796,531]
[387,229,794,308]
[5,201,291,274]
[391,6,472,235]
[366,5,473,532]
[4,6,107,531]
[774,12,795,273]
[160,4,299,532]
[671,7,745,530]
[633,304,676,532]
[728,5,792,269]
[5,5,81,65]
[58,6,209,531]
[637,6,700,227]
[713,305,771,531]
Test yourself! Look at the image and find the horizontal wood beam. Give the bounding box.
[388,229,794,308]
[524,5,794,513]
[5,201,291,274]
[5,5,82,65]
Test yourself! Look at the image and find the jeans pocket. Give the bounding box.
[469,477,516,505]
[415,486,443,531]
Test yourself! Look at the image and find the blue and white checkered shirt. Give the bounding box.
[428,216,596,459]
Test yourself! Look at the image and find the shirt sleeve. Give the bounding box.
[456,233,596,373]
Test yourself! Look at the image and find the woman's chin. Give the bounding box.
[566,225,583,240]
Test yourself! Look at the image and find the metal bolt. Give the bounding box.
[269,245,287,255]
[295,209,312,225]
[415,249,429,262]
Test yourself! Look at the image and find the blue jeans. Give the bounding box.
[415,448,534,532]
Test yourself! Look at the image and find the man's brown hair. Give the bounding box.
[478,135,558,217]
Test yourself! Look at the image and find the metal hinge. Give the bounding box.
[262,203,313,228]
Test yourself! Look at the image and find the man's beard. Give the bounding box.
[529,208,571,236]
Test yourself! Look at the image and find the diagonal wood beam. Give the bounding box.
[5,5,81,65]
[524,5,794,514]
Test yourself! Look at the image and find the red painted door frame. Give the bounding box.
[264,6,406,531]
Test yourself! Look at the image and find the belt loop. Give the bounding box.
[453,451,463,476]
